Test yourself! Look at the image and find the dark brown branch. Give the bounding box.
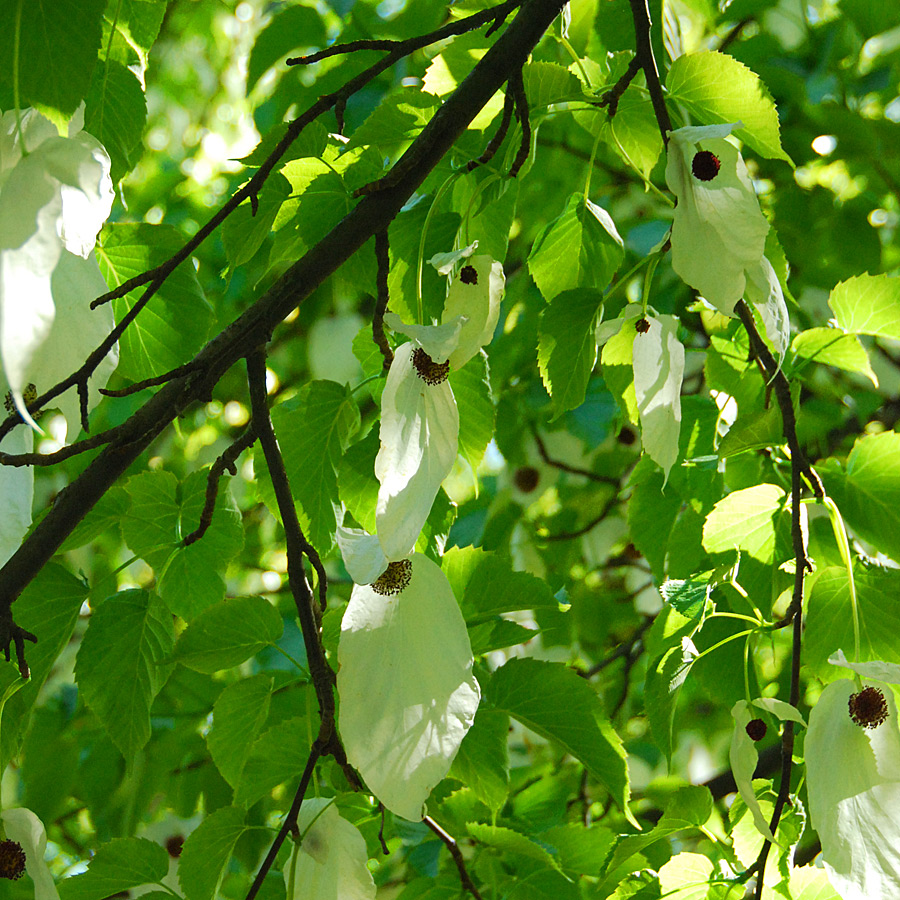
[598,56,641,118]
[532,428,620,485]
[424,816,483,900]
[182,427,259,546]
[373,231,394,370]
[543,492,619,542]
[467,86,515,172]
[718,16,753,52]
[0,605,37,679]
[627,0,672,143]
[286,0,524,67]
[100,362,200,397]
[0,424,127,467]
[244,745,322,900]
[0,0,569,667]
[508,68,531,177]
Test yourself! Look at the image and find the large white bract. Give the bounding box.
[283,800,375,900]
[337,552,480,821]
[0,107,116,428]
[1,808,59,900]
[665,123,770,316]
[806,651,900,900]
[375,250,503,561]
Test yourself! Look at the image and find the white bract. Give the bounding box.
[0,107,116,429]
[729,698,805,843]
[1,808,59,900]
[375,251,503,560]
[337,550,480,821]
[806,651,900,900]
[283,800,375,900]
[665,123,770,316]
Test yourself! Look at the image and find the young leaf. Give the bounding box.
[828,273,900,340]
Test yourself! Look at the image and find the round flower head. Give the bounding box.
[665,122,770,315]
[805,651,900,900]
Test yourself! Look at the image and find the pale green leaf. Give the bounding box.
[665,51,790,163]
[828,273,900,340]
[450,350,494,474]
[234,716,313,808]
[792,327,877,385]
[702,483,787,561]
[449,707,509,811]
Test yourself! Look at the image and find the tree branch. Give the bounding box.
[0,0,569,636]
[627,0,671,142]
[424,816,484,900]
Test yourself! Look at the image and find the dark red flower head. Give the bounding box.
[691,150,721,182]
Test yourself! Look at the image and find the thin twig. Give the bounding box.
[718,16,753,52]
[0,424,127,467]
[423,816,484,900]
[182,427,258,546]
[627,0,672,143]
[532,428,619,485]
[579,617,653,678]
[508,67,531,177]
[100,362,201,397]
[598,56,641,117]
[373,230,394,370]
[467,85,515,172]
[543,492,619,542]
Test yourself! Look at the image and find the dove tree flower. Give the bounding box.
[729,697,805,843]
[0,808,59,900]
[336,527,480,821]
[805,650,900,900]
[375,248,504,561]
[0,106,116,428]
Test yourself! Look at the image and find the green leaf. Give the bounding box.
[222,173,291,272]
[543,823,616,878]
[97,224,213,381]
[657,852,714,900]
[0,0,105,119]
[171,596,284,674]
[121,470,179,568]
[337,427,380,535]
[819,431,900,560]
[644,642,697,764]
[444,547,559,622]
[528,194,624,302]
[178,806,247,900]
[523,61,583,109]
[627,468,682,580]
[604,786,713,881]
[233,716,313,808]
[246,5,327,92]
[717,403,783,459]
[468,618,536,655]
[159,470,245,620]
[349,87,442,152]
[84,59,147,182]
[665,51,791,163]
[467,822,564,874]
[75,590,175,762]
[792,327,877,385]
[58,837,170,900]
[207,675,273,788]
[101,0,168,69]
[0,564,87,767]
[261,380,360,552]
[449,707,509,810]
[61,486,130,551]
[450,350,494,475]
[702,483,787,561]
[804,565,900,681]
[487,658,631,819]
[828,273,900,340]
[538,288,603,418]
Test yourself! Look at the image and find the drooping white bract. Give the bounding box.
[0,428,34,566]
[633,314,684,483]
[0,107,115,428]
[337,551,480,821]
[745,255,790,364]
[665,123,770,316]
[806,651,900,900]
[375,252,504,561]
[283,800,375,900]
[729,698,805,843]
[1,807,60,900]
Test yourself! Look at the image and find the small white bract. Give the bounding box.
[375,251,504,561]
[806,651,900,900]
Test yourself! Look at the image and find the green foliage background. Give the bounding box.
[0,0,899,898]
